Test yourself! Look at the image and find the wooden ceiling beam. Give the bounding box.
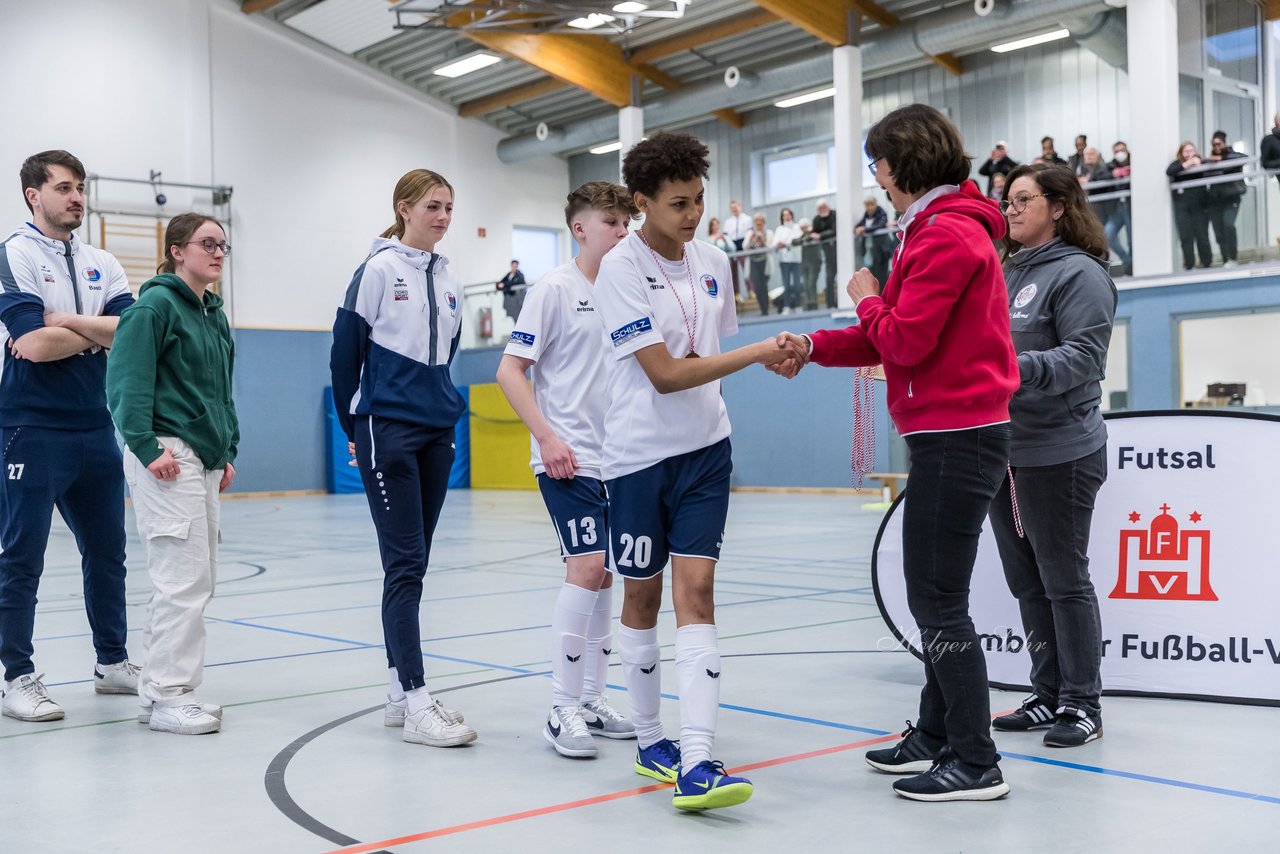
[751,0,898,47]
[240,0,289,13]
[630,8,780,64]
[928,51,964,77]
[461,31,635,107]
[712,108,746,129]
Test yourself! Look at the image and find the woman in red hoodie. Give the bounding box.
[777,104,1018,801]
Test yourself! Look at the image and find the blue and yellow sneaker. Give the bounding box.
[634,737,681,782]
[672,760,753,811]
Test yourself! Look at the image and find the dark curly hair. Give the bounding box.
[1000,163,1108,261]
[621,132,710,198]
[865,104,971,195]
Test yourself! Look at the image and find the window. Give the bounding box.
[764,148,823,201]
[1178,309,1280,407]
[1204,0,1259,84]
[510,226,560,282]
[1100,321,1129,411]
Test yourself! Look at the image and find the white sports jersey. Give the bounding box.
[504,260,607,480]
[594,232,738,479]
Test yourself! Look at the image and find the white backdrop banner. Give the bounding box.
[872,411,1280,705]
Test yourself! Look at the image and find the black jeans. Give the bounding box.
[1172,191,1211,268]
[989,445,1107,714]
[821,244,838,308]
[902,424,1010,769]
[1207,197,1240,262]
[749,258,770,314]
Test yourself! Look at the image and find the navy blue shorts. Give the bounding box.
[605,438,732,579]
[537,474,608,558]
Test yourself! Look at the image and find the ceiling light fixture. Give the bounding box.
[567,13,616,29]
[774,87,836,109]
[613,2,649,12]
[991,29,1070,53]
[590,141,623,155]
[433,53,502,77]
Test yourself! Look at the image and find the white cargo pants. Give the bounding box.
[124,437,221,705]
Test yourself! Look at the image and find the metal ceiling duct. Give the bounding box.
[496,0,1118,163]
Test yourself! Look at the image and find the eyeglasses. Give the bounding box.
[868,159,882,175]
[998,194,1048,214]
[186,238,231,256]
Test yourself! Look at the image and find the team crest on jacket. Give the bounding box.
[82,267,101,283]
[445,291,457,313]
[1013,283,1037,308]
[701,274,718,297]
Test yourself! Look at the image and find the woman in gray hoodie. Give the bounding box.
[990,163,1117,749]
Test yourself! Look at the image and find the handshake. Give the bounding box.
[753,331,811,380]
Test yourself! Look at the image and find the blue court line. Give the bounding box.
[999,750,1280,804]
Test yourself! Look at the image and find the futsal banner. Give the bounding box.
[872,411,1280,706]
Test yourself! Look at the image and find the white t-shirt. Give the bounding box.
[594,232,739,479]
[504,260,608,480]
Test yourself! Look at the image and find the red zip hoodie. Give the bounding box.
[809,180,1017,435]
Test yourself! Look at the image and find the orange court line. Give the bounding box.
[324,732,901,853]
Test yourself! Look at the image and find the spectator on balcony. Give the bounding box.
[1260,114,1280,190]
[772,208,803,315]
[854,195,892,287]
[1106,142,1132,274]
[797,217,822,312]
[1204,131,1247,268]
[810,199,838,309]
[1166,141,1213,270]
[1035,136,1067,166]
[1077,148,1114,227]
[498,259,526,321]
[1066,134,1088,176]
[705,217,733,255]
[979,141,1018,196]
[745,212,773,315]
[989,172,1007,202]
[723,200,753,301]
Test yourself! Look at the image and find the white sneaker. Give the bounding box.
[384,695,464,727]
[403,702,477,747]
[94,660,141,695]
[2,673,64,721]
[138,701,222,724]
[544,705,597,758]
[580,698,637,739]
[148,702,222,735]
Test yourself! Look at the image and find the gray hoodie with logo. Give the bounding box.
[1004,238,1117,467]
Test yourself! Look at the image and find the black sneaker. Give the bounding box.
[865,721,943,774]
[992,695,1056,732]
[892,747,1010,802]
[1043,706,1103,747]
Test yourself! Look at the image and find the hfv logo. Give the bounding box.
[705,669,720,678]
[640,663,657,674]
[1111,503,1216,601]
[566,654,581,662]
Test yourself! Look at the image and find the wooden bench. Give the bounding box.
[867,472,909,502]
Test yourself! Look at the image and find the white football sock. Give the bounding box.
[581,584,614,704]
[619,623,663,748]
[388,667,406,702]
[550,583,596,706]
[675,623,720,768]
[405,685,435,716]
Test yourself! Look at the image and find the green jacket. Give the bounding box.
[106,274,239,470]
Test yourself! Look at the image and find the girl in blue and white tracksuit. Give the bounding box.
[330,169,475,748]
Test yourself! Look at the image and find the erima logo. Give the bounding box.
[602,648,612,656]
[510,330,536,347]
[576,299,594,313]
[640,663,657,674]
[566,654,581,662]
[706,669,720,678]
[611,317,653,347]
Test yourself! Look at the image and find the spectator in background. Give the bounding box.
[723,200,753,301]
[1204,130,1247,268]
[746,212,773,315]
[498,259,526,321]
[1106,142,1133,274]
[706,217,733,254]
[854,195,891,287]
[989,172,1007,202]
[1036,136,1067,165]
[810,199,838,309]
[773,208,803,314]
[1167,141,1213,270]
[1260,114,1280,190]
[798,217,822,312]
[1077,148,1114,228]
[1067,135,1088,175]
[979,141,1017,197]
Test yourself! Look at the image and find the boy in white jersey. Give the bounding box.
[594,133,792,811]
[497,183,640,759]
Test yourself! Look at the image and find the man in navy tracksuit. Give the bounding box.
[0,151,139,722]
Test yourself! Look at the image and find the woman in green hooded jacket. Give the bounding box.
[106,213,238,736]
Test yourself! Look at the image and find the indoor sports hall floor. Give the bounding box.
[4,490,1275,853]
